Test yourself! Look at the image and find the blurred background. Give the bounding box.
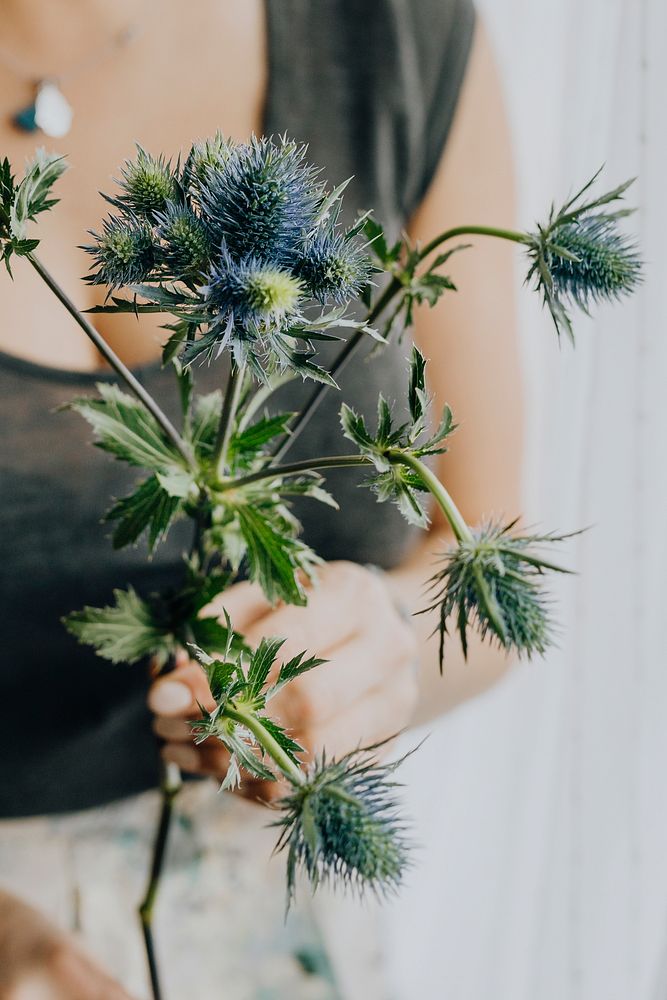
[362,0,667,996]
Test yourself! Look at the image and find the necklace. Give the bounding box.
[0,22,145,138]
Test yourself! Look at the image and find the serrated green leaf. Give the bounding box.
[268,650,327,699]
[10,150,67,238]
[106,474,182,552]
[236,503,319,606]
[68,382,189,475]
[247,636,285,700]
[259,716,304,764]
[64,587,171,664]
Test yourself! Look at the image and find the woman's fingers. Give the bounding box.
[270,615,418,734]
[199,578,272,630]
[309,669,419,760]
[147,659,215,719]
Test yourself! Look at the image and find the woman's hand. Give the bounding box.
[0,890,135,1000]
[148,562,419,800]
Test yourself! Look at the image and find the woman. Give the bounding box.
[0,0,522,995]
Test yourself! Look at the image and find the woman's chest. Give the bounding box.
[0,0,266,370]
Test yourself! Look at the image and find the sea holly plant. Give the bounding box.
[0,139,641,999]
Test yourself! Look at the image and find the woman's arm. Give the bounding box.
[394,17,523,723]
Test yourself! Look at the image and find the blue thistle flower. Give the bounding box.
[526,172,642,341]
[293,229,372,303]
[199,135,323,261]
[155,203,211,280]
[275,746,411,905]
[422,520,575,667]
[84,215,156,288]
[115,146,177,219]
[201,247,303,353]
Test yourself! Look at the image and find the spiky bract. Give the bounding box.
[294,230,371,303]
[275,747,411,905]
[526,172,642,340]
[85,216,155,288]
[155,203,211,278]
[423,520,574,667]
[116,146,177,218]
[183,132,234,201]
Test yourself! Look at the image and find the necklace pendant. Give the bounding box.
[13,80,73,138]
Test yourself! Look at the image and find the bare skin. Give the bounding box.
[0,0,522,992]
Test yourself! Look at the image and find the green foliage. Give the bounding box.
[0,151,67,272]
[421,520,575,668]
[188,632,324,790]
[275,745,411,905]
[340,347,455,527]
[64,587,174,666]
[105,475,182,553]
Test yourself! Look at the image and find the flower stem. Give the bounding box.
[388,450,473,544]
[418,224,531,259]
[224,705,305,786]
[138,761,182,1000]
[217,453,370,492]
[213,362,245,477]
[27,253,196,470]
[273,226,529,462]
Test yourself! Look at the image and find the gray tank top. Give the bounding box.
[0,0,475,816]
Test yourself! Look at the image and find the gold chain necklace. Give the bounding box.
[0,21,145,138]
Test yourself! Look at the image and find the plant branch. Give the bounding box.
[27,253,196,470]
[224,705,305,786]
[213,361,245,477]
[138,761,182,1000]
[218,454,370,492]
[388,450,473,544]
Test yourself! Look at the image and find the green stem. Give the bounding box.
[138,762,182,1000]
[27,253,196,471]
[419,224,531,259]
[388,450,473,544]
[217,454,370,492]
[224,705,305,786]
[273,226,529,462]
[213,362,245,477]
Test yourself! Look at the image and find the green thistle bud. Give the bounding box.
[84,216,155,288]
[294,230,371,303]
[156,203,211,279]
[116,146,177,218]
[276,747,411,905]
[423,520,575,667]
[183,132,234,198]
[526,171,642,341]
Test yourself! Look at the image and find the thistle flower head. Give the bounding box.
[183,132,234,199]
[201,248,303,349]
[275,746,411,905]
[294,229,372,303]
[155,203,211,279]
[423,520,575,667]
[116,146,177,218]
[199,134,323,261]
[85,215,156,287]
[527,171,642,341]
